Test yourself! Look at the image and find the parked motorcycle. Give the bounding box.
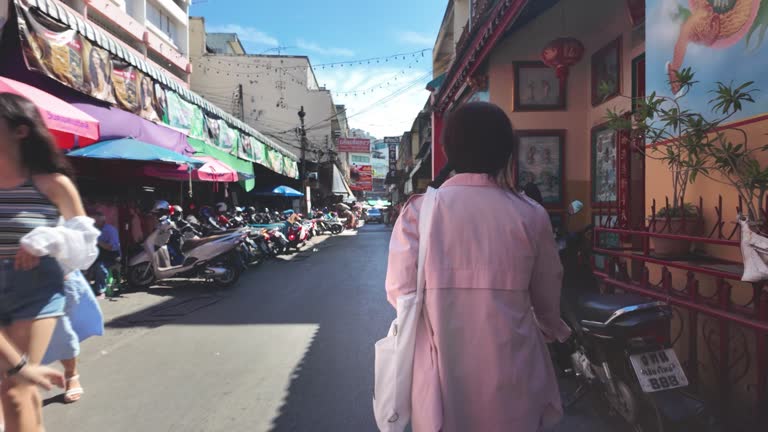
[315,214,344,235]
[551,201,716,432]
[127,203,244,290]
[285,221,308,251]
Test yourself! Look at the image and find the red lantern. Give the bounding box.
[540,37,584,89]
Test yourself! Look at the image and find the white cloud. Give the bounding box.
[398,31,435,46]
[208,24,279,47]
[315,66,432,139]
[296,39,355,57]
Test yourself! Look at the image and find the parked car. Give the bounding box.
[366,208,383,224]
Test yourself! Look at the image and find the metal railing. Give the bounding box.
[592,196,768,428]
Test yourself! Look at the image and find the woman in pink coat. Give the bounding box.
[385,102,571,432]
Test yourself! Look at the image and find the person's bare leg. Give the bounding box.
[60,358,82,403]
[1,317,57,432]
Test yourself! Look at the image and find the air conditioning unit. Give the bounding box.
[308,172,319,180]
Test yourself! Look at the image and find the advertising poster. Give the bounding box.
[111,60,140,112]
[267,148,284,173]
[167,91,204,138]
[647,0,768,123]
[371,140,389,179]
[217,119,238,153]
[338,137,371,153]
[239,134,254,161]
[19,6,86,93]
[137,75,159,122]
[349,164,373,191]
[253,140,267,166]
[154,83,168,123]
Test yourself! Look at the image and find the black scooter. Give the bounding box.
[551,201,717,432]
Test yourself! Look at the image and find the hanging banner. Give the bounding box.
[154,83,168,123]
[111,60,140,112]
[16,2,97,99]
[267,148,284,174]
[238,134,254,161]
[217,119,238,153]
[137,75,160,122]
[285,160,299,179]
[349,164,373,191]
[253,140,267,166]
[388,142,398,172]
[338,137,370,153]
[167,91,204,138]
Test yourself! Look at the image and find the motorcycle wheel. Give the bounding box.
[330,225,343,235]
[607,380,664,432]
[127,263,155,290]
[213,260,241,288]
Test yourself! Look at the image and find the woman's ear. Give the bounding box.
[14,124,30,141]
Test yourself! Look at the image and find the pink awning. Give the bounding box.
[0,76,100,143]
[143,155,239,183]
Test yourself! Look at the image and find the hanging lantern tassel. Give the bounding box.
[541,37,584,94]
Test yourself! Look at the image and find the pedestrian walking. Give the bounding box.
[0,93,99,432]
[384,102,571,431]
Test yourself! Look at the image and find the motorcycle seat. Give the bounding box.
[182,234,232,252]
[576,292,661,326]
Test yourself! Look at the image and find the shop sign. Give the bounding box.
[338,137,370,153]
[388,142,398,172]
[349,164,373,191]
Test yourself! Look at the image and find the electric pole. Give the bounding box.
[298,106,309,212]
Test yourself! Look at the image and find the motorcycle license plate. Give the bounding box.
[629,349,689,393]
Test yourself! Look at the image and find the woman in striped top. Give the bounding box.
[0,93,89,432]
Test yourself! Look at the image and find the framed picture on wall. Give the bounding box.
[631,53,646,113]
[591,37,622,106]
[514,62,566,111]
[516,130,565,208]
[591,123,618,207]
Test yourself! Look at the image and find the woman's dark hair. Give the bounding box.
[429,162,454,189]
[441,102,517,182]
[523,182,544,206]
[0,92,73,177]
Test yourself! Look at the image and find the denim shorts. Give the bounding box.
[0,256,66,326]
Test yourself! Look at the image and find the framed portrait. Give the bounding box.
[591,123,618,207]
[516,130,565,208]
[514,62,566,111]
[591,37,622,106]
[631,53,645,113]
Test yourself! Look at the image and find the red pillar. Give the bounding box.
[431,111,446,180]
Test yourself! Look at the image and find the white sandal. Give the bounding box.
[63,375,84,403]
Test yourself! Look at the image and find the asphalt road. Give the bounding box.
[42,224,612,432]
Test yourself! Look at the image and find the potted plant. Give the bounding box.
[605,68,704,257]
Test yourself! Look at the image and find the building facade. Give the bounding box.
[61,0,191,84]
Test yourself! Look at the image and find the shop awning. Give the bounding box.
[332,164,355,197]
[67,138,203,166]
[72,102,193,156]
[0,76,99,146]
[250,185,304,197]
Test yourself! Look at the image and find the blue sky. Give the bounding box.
[191,0,447,137]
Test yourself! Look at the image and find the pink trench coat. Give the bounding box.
[385,173,572,432]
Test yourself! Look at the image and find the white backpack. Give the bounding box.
[373,187,437,432]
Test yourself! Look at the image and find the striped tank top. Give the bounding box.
[0,180,60,257]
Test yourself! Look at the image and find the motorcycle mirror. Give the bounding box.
[568,200,584,216]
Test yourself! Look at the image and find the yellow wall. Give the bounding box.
[487,0,643,229]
